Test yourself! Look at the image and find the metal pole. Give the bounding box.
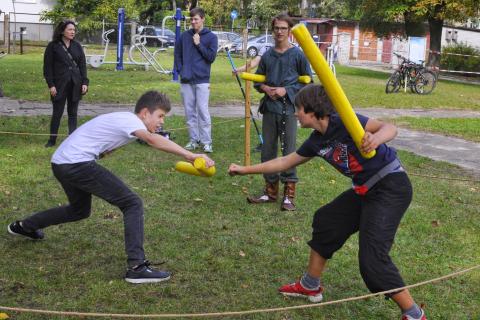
[172,8,183,81]
[116,8,125,71]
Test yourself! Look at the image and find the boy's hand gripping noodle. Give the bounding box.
[175,158,216,177]
[291,23,375,159]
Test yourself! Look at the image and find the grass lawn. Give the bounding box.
[0,115,479,319]
[1,46,480,109]
[391,117,480,142]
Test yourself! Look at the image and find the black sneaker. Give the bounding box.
[7,221,44,240]
[125,261,171,284]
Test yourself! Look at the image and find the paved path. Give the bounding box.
[1,97,479,176]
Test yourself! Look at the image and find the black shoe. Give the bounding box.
[45,141,56,148]
[125,261,171,284]
[7,221,44,240]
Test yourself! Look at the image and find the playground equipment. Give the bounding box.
[292,23,375,159]
[84,27,172,74]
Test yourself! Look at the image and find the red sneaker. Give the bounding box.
[278,281,323,303]
[402,309,426,320]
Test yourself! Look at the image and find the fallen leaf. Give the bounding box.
[0,312,9,319]
[194,198,203,202]
[239,250,246,257]
[241,284,249,288]
[241,187,249,194]
[431,220,440,227]
[329,179,336,184]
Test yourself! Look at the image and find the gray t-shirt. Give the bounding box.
[52,112,146,164]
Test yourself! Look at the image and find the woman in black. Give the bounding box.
[43,20,89,147]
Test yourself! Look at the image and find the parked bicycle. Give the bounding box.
[386,52,437,94]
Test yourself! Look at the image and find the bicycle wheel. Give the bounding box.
[386,71,401,93]
[415,70,437,94]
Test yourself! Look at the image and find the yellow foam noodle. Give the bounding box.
[239,72,266,83]
[175,161,204,177]
[291,24,375,159]
[298,75,312,84]
[193,157,216,177]
[240,72,312,84]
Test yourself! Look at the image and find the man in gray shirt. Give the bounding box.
[246,13,312,211]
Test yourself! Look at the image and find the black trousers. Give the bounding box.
[308,172,413,293]
[48,80,79,143]
[22,161,146,267]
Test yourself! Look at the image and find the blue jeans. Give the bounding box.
[22,161,145,267]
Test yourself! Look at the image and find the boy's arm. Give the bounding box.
[361,118,398,154]
[234,56,261,74]
[133,129,214,166]
[229,152,311,176]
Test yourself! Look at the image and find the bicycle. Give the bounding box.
[386,52,437,94]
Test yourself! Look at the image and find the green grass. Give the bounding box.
[0,115,479,319]
[391,117,480,142]
[1,47,480,109]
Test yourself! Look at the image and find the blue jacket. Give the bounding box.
[174,28,218,84]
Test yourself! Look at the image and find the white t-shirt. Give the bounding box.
[52,112,147,164]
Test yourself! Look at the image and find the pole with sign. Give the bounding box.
[230,10,238,32]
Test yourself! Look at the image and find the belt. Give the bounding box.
[353,159,404,196]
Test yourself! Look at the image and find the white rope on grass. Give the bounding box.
[0,264,479,318]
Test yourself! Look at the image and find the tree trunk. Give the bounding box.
[427,16,443,68]
[172,0,176,10]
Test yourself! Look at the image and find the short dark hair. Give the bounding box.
[271,13,294,30]
[190,7,205,18]
[295,84,335,119]
[52,20,76,42]
[135,90,171,114]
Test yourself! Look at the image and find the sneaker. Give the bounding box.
[402,309,427,320]
[44,141,56,148]
[185,141,199,150]
[7,221,44,240]
[203,144,213,153]
[125,261,171,284]
[279,281,323,303]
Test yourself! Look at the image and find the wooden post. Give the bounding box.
[243,28,251,166]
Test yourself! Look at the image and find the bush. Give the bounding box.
[440,42,480,74]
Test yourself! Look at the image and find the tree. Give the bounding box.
[41,0,146,31]
[348,0,480,67]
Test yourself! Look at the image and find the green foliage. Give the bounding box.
[40,0,146,32]
[441,43,480,73]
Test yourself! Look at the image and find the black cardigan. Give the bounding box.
[43,40,89,102]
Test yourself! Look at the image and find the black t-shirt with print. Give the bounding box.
[296,113,398,186]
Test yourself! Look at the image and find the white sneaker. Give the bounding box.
[203,144,213,153]
[185,141,199,150]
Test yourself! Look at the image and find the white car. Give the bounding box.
[212,31,242,52]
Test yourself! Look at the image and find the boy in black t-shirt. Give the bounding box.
[228,84,426,320]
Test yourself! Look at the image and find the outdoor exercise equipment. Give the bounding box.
[84,8,171,73]
[164,8,191,81]
[239,72,312,84]
[0,51,6,97]
[291,23,375,159]
[225,48,264,148]
[175,159,216,177]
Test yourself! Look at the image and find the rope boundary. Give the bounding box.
[0,265,478,318]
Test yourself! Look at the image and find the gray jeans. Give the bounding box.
[22,161,145,267]
[180,83,212,144]
[261,111,298,183]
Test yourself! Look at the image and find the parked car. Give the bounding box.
[140,26,176,48]
[212,31,242,52]
[229,35,257,53]
[243,35,274,57]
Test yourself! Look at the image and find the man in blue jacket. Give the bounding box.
[174,7,218,153]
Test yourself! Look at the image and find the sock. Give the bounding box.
[403,303,423,319]
[300,272,320,290]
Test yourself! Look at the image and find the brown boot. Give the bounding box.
[281,182,296,211]
[247,181,279,204]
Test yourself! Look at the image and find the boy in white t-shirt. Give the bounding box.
[7,90,214,284]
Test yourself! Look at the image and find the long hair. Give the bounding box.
[52,20,76,42]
